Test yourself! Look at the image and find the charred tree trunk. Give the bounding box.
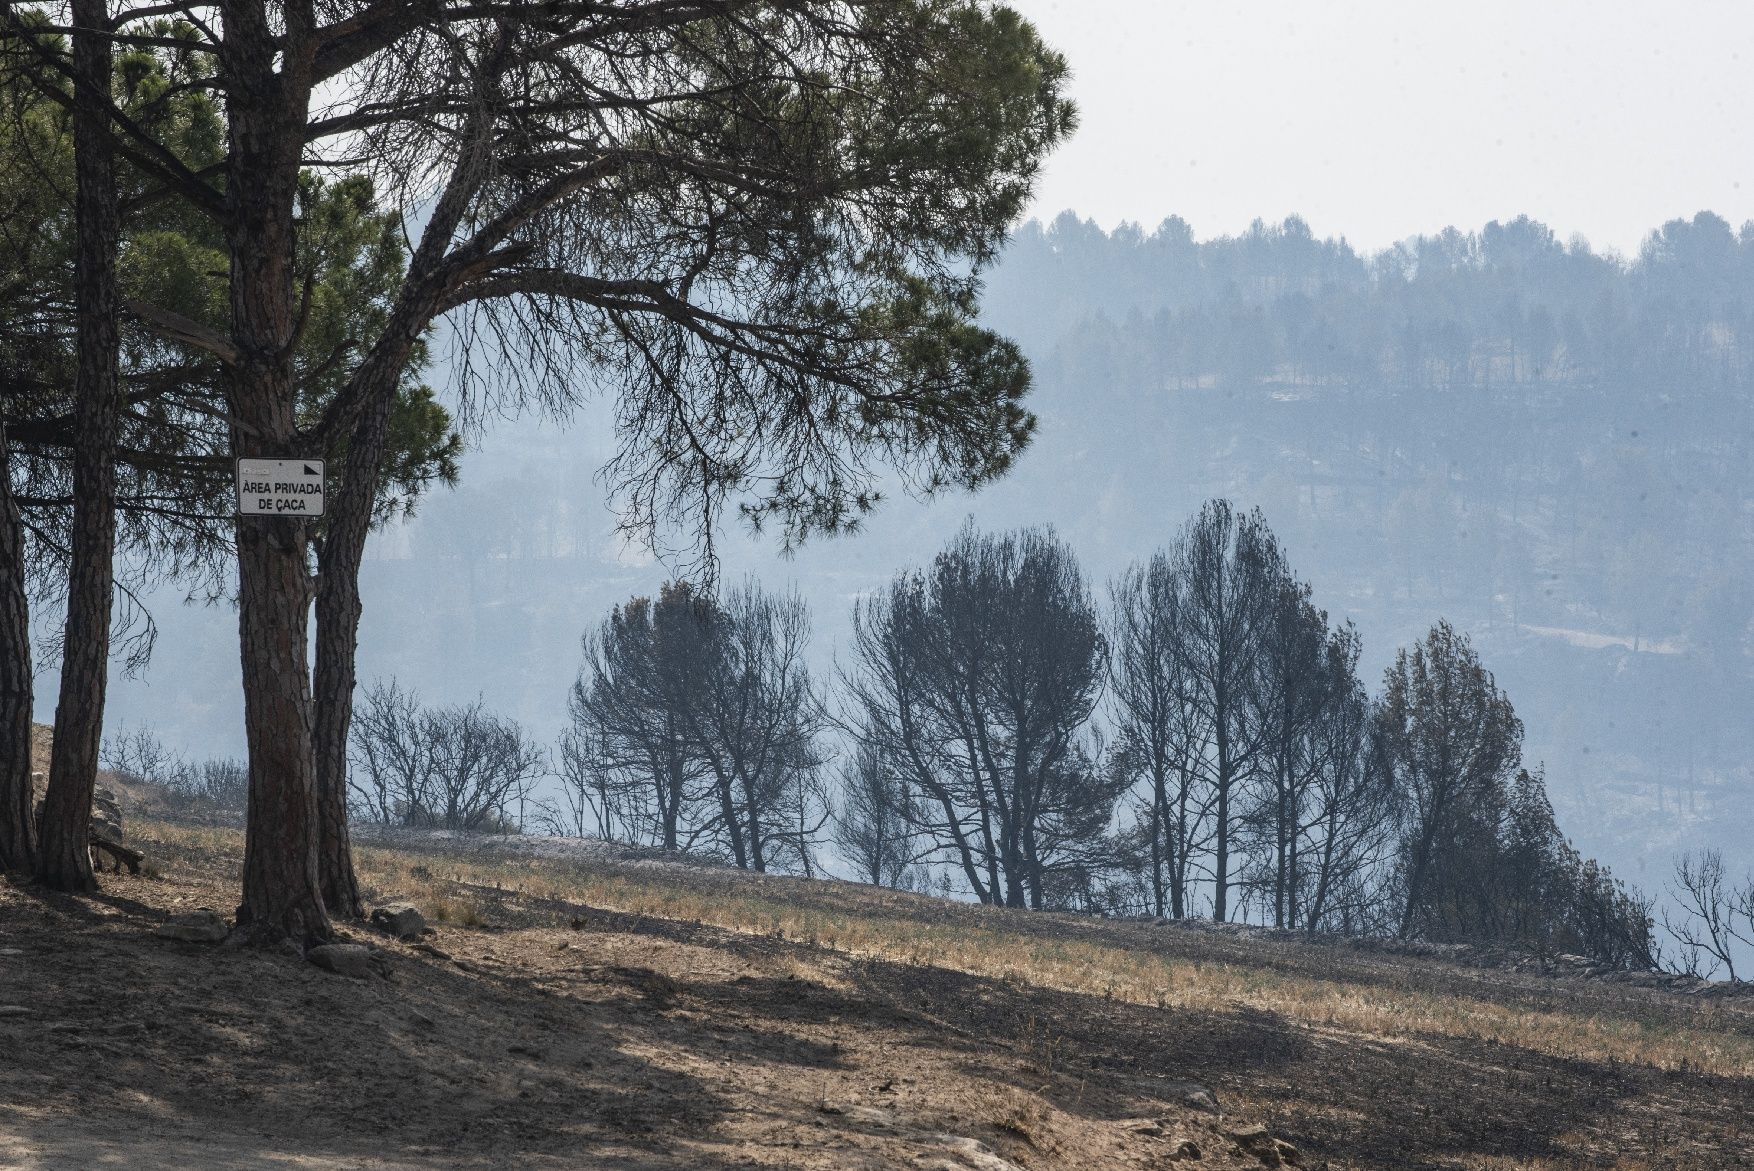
[736,764,766,873]
[660,752,683,850]
[1171,771,1189,920]
[228,6,329,944]
[710,763,748,869]
[1212,716,1231,923]
[38,0,120,894]
[1147,773,1166,918]
[0,425,36,874]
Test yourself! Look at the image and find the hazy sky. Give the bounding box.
[1008,1,1754,254]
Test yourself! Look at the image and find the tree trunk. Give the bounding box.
[736,764,766,873]
[1274,757,1290,929]
[1212,719,1231,922]
[710,763,747,868]
[38,0,121,894]
[1022,817,1043,911]
[311,389,401,919]
[312,531,363,918]
[660,752,682,849]
[308,232,447,915]
[0,425,36,874]
[233,517,329,942]
[227,10,329,945]
[1148,772,1166,917]
[1286,795,1300,930]
[1171,765,1190,920]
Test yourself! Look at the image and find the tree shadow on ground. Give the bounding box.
[0,889,739,1169]
[817,948,1754,1170]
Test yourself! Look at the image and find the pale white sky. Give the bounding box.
[1008,0,1754,254]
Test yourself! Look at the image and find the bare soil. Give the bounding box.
[1,818,1751,1170]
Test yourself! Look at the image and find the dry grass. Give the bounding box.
[136,819,1754,1080]
[988,1086,1061,1153]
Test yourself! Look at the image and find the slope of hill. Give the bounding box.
[3,820,1751,1169]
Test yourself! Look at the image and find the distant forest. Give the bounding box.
[985,210,1753,657]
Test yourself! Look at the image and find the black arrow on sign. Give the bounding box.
[304,465,319,476]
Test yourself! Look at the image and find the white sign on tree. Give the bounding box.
[236,458,326,517]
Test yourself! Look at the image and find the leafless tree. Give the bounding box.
[1238,574,1334,928]
[1108,514,1388,930]
[563,580,830,873]
[686,582,830,873]
[1106,553,1213,919]
[100,725,183,786]
[759,740,834,879]
[349,680,546,833]
[1240,592,1399,934]
[847,524,1113,909]
[178,757,246,809]
[561,583,717,849]
[831,741,923,889]
[101,726,249,811]
[1662,849,1751,981]
[1166,500,1285,922]
[1374,620,1525,940]
[1295,625,1395,934]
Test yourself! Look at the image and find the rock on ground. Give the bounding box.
[308,943,381,980]
[155,910,229,944]
[370,903,429,941]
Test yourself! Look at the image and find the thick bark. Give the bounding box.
[311,262,458,911]
[0,426,36,874]
[233,517,328,942]
[311,526,363,918]
[311,391,401,919]
[228,4,329,944]
[38,0,121,894]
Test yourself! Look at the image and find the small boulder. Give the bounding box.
[923,1135,1023,1171]
[91,787,124,845]
[370,903,428,941]
[1165,1079,1221,1114]
[308,943,379,979]
[840,1105,894,1128]
[156,910,229,944]
[1227,1121,1299,1167]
